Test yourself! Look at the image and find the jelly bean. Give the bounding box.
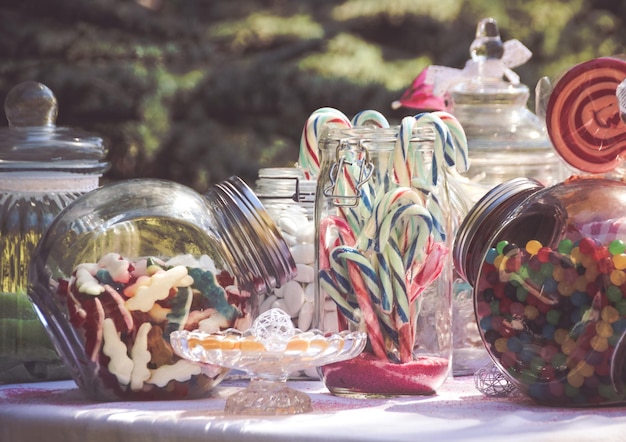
[611,269,626,286]
[546,309,561,326]
[485,247,498,264]
[524,305,539,320]
[558,239,574,254]
[549,380,564,398]
[596,321,613,338]
[601,305,620,323]
[608,285,623,303]
[567,370,585,388]
[578,237,597,255]
[496,240,509,255]
[537,247,552,263]
[609,240,626,256]
[526,240,543,255]
[614,253,626,269]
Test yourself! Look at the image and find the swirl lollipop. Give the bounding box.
[546,57,626,173]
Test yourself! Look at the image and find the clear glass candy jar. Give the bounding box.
[28,177,295,401]
[447,18,567,201]
[454,176,626,405]
[315,125,454,396]
[0,81,108,383]
[256,167,317,378]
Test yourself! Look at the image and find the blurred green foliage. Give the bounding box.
[0,0,624,190]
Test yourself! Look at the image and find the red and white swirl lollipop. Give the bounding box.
[546,57,626,173]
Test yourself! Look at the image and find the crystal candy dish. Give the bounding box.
[170,308,366,415]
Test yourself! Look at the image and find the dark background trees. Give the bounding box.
[1,0,624,190]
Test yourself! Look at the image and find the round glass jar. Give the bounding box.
[256,167,317,378]
[28,177,295,401]
[0,81,108,384]
[454,176,626,406]
[315,126,453,397]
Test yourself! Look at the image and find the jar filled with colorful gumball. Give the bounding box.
[454,55,626,406]
[28,177,295,401]
[256,167,318,378]
[0,81,109,384]
[454,176,626,406]
[312,112,469,397]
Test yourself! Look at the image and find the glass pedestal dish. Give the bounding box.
[170,308,366,415]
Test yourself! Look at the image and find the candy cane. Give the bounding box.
[332,246,386,359]
[432,111,469,172]
[413,112,448,185]
[319,268,359,323]
[319,215,356,269]
[299,108,352,178]
[351,109,390,128]
[356,187,427,250]
[385,229,409,324]
[393,116,418,186]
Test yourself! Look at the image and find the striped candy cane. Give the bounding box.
[432,111,469,173]
[299,108,352,179]
[351,109,390,128]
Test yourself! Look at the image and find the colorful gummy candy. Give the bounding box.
[477,236,626,405]
[57,252,252,400]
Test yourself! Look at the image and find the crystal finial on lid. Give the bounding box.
[470,17,504,61]
[5,81,58,127]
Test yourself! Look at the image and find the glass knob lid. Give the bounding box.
[0,81,108,173]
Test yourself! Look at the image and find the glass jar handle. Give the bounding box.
[322,140,374,207]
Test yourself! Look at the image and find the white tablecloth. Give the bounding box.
[1,376,626,442]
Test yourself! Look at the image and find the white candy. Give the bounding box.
[290,243,315,265]
[294,264,314,283]
[274,284,285,299]
[260,294,277,313]
[295,223,315,244]
[282,280,304,317]
[282,233,297,247]
[271,297,288,315]
[298,300,314,331]
[278,216,299,237]
[303,282,315,303]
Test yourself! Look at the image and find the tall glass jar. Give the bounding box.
[446,18,568,202]
[0,81,108,384]
[28,177,296,401]
[454,176,626,406]
[315,126,453,396]
[256,167,318,378]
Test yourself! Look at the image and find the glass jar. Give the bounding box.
[315,126,453,397]
[28,177,296,401]
[454,176,626,406]
[0,81,108,384]
[446,18,568,201]
[255,167,317,378]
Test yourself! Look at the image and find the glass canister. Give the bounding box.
[28,177,296,401]
[255,167,318,378]
[446,18,568,201]
[454,176,626,406]
[0,81,108,384]
[314,124,454,397]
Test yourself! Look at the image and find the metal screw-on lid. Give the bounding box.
[208,176,297,296]
[453,177,543,286]
[0,81,109,174]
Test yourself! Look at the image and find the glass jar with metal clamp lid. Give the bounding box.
[255,168,318,378]
[314,125,454,396]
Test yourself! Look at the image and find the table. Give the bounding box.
[2,376,626,442]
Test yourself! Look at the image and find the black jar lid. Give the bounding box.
[0,81,109,174]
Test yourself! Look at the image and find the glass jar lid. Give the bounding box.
[0,81,109,174]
